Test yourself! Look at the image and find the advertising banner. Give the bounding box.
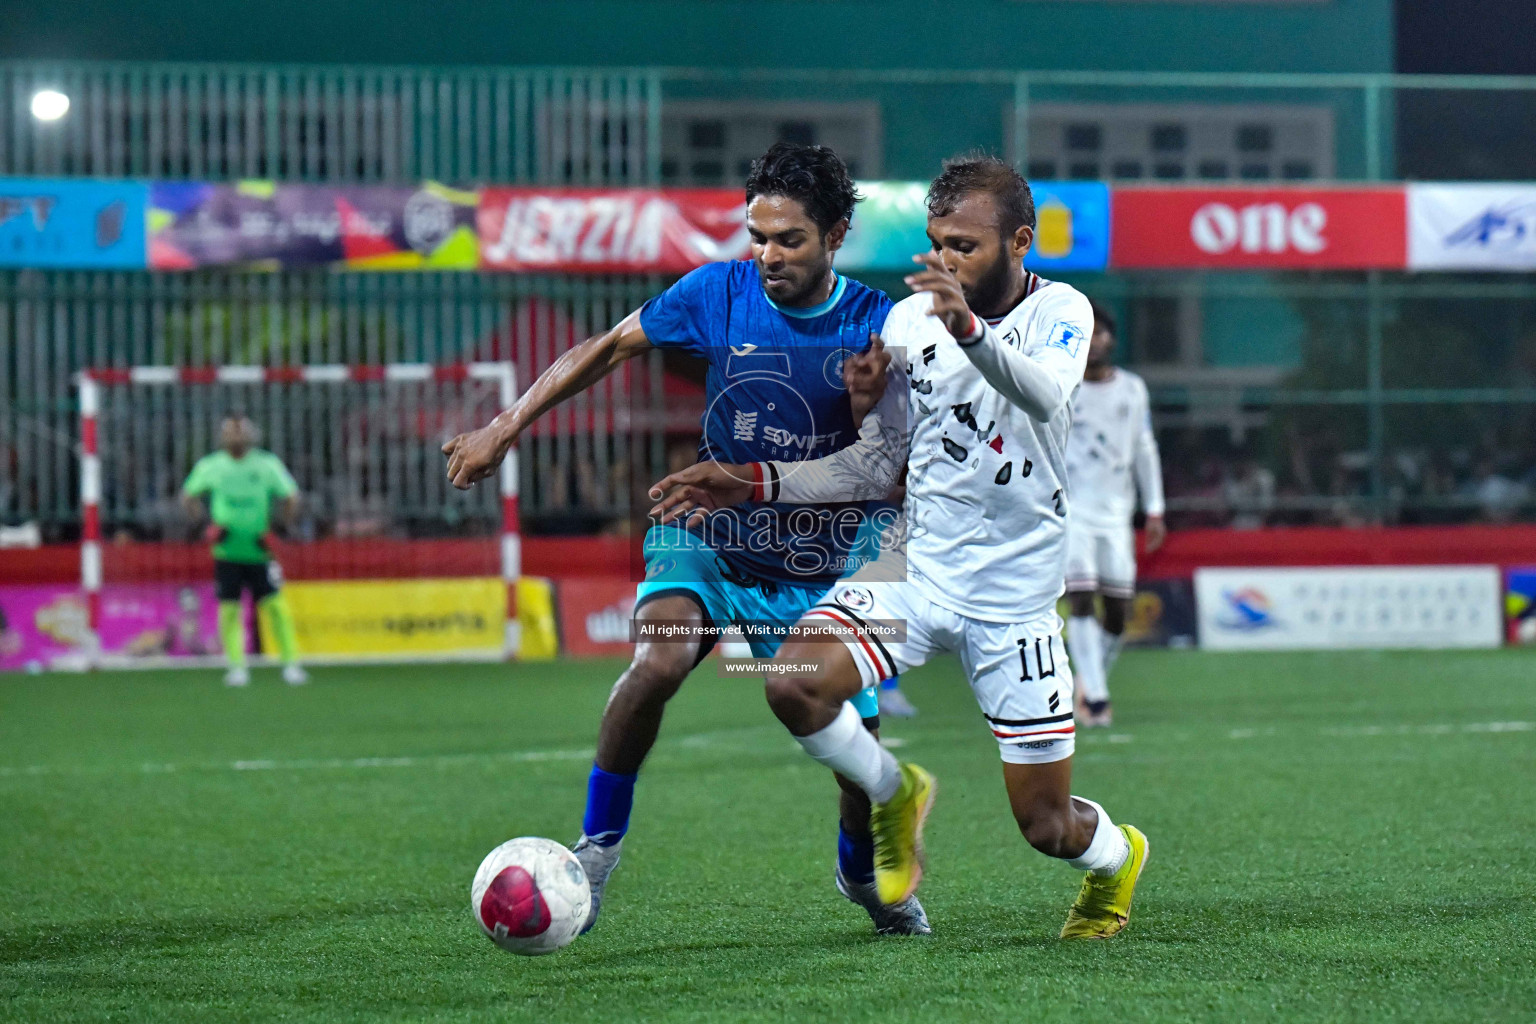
[554,577,636,658]
[1121,577,1198,649]
[478,187,748,273]
[1111,187,1407,269]
[0,178,147,269]
[149,180,479,270]
[0,583,220,672]
[1408,184,1536,271]
[839,180,1109,273]
[1194,566,1502,651]
[1507,566,1536,645]
[280,578,505,657]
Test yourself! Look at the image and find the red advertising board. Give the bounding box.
[1111,187,1407,269]
[478,188,748,273]
[555,576,637,657]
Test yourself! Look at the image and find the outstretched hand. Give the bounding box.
[904,251,974,340]
[648,462,755,528]
[844,332,891,424]
[442,423,513,490]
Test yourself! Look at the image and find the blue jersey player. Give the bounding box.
[443,143,929,936]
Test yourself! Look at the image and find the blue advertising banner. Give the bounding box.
[839,180,1109,274]
[1025,181,1110,273]
[0,178,147,269]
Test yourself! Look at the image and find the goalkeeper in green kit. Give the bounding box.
[180,415,307,687]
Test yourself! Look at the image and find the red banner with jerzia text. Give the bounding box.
[478,188,750,273]
[1111,187,1407,269]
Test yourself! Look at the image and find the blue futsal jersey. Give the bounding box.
[640,259,893,589]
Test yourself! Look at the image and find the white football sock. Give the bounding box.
[1068,615,1109,703]
[1066,797,1130,876]
[795,701,902,803]
[1101,630,1125,683]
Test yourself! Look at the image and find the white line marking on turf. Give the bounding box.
[1320,721,1534,738]
[0,746,595,778]
[1,722,1530,779]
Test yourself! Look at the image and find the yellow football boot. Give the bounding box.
[869,762,936,905]
[1060,824,1149,939]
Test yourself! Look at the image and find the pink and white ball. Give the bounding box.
[471,837,591,955]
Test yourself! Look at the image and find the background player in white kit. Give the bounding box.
[1064,304,1166,728]
[651,156,1150,939]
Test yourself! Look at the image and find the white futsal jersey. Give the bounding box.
[1063,369,1165,531]
[756,273,1094,621]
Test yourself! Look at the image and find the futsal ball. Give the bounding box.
[471,837,591,956]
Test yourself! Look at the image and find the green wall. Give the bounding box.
[4,0,1392,73]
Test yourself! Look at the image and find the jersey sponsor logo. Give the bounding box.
[762,425,841,451]
[1044,320,1084,358]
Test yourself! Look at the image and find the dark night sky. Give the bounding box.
[1396,0,1536,74]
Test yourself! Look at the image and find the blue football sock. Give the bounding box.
[838,824,876,885]
[582,764,637,847]
[880,675,901,691]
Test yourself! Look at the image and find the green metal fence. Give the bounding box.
[4,63,1536,534]
[2,63,660,182]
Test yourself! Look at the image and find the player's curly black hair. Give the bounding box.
[744,142,861,237]
[926,152,1037,237]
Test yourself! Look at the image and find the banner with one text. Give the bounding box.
[149,180,480,270]
[1111,186,1407,269]
[0,178,146,269]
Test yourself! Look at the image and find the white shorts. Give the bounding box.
[808,582,1075,765]
[1064,521,1136,598]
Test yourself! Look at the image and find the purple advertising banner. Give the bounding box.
[0,584,222,672]
[149,180,480,270]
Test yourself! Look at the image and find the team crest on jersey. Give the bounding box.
[1045,320,1084,358]
[836,586,875,614]
[645,558,676,580]
[823,350,847,391]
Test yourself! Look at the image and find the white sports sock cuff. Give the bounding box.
[1066,797,1130,875]
[795,701,902,803]
[796,701,862,759]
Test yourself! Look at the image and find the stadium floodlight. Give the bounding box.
[30,89,70,122]
[76,362,521,668]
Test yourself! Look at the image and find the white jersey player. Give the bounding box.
[1063,304,1166,728]
[650,157,1149,940]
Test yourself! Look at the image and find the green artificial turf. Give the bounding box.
[2,649,1533,1022]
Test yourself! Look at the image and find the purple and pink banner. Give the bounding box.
[0,584,222,671]
[148,180,480,271]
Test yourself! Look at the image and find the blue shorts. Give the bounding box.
[635,526,881,720]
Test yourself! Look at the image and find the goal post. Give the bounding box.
[76,362,520,668]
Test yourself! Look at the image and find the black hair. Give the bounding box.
[925,152,1036,237]
[1090,300,1117,337]
[744,142,861,236]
